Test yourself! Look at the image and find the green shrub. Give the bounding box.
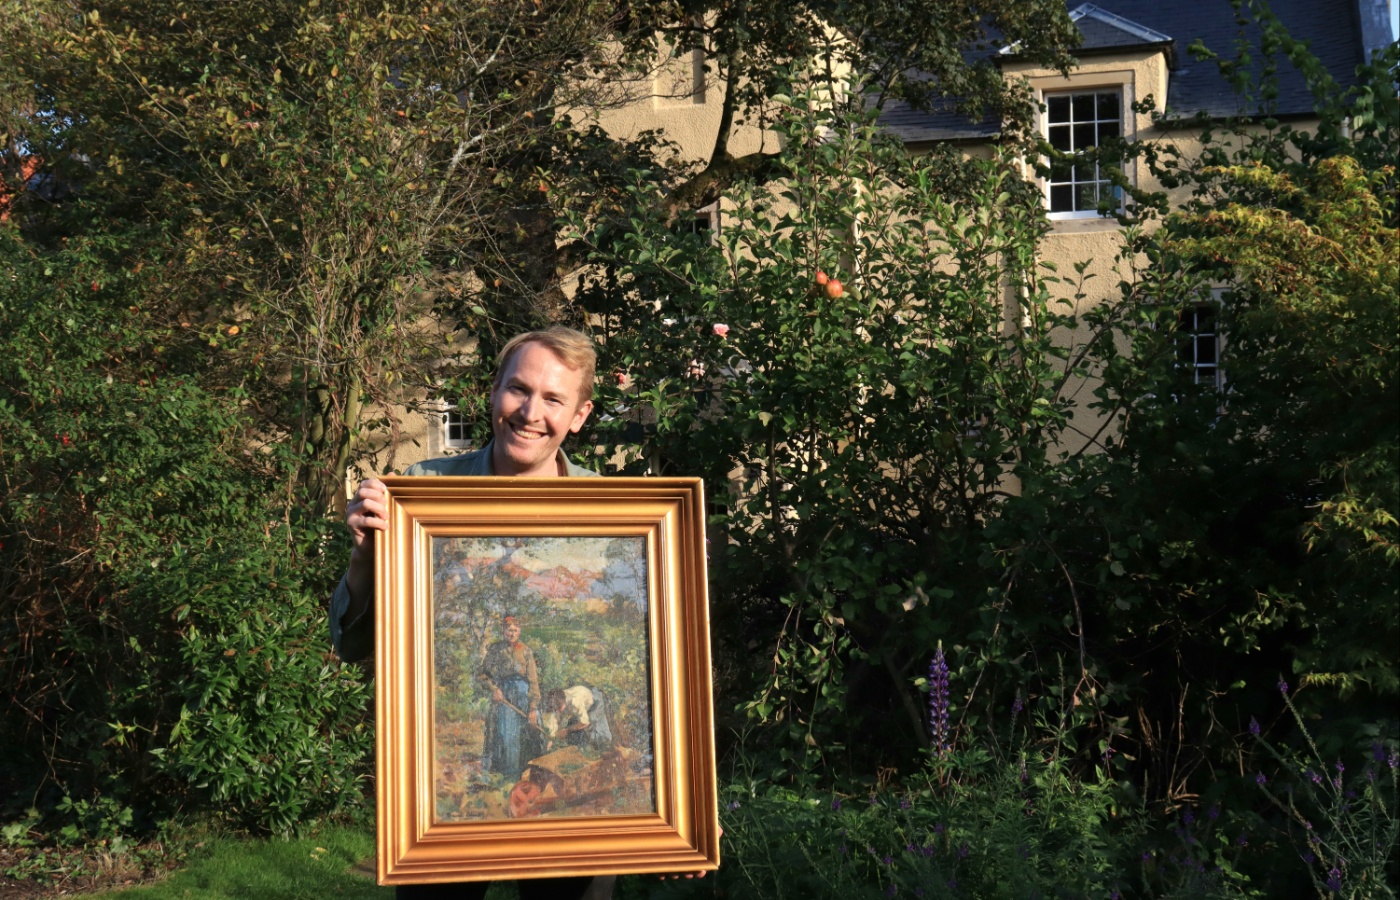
[629,739,1260,900]
[0,227,372,837]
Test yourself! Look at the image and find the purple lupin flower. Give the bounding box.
[1278,677,1289,694]
[928,644,951,755]
[1325,866,1342,892]
[1249,717,1261,736]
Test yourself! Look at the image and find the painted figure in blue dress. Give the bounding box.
[477,615,541,780]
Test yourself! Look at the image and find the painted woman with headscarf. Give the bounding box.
[477,615,541,779]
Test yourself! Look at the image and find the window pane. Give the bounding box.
[1197,337,1216,365]
[1097,92,1120,120]
[1176,333,1195,364]
[1043,89,1124,216]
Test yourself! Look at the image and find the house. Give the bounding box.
[378,0,1393,474]
[881,0,1392,451]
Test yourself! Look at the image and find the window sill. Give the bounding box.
[1045,214,1128,235]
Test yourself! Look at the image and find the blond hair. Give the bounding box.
[494,327,596,400]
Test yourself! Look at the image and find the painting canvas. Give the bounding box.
[431,535,655,822]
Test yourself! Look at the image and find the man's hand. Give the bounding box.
[347,477,389,558]
[342,478,388,623]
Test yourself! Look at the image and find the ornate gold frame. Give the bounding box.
[375,476,719,884]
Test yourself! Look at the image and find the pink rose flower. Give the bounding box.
[712,323,729,338]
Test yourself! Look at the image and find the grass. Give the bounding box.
[78,825,649,900]
[88,824,391,899]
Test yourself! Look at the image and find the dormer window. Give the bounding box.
[1044,89,1123,218]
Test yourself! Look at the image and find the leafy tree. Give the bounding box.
[566,88,1091,771]
[0,0,656,510]
[646,0,1079,215]
[3,0,1082,508]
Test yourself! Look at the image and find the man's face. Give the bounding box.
[504,622,521,643]
[489,341,593,477]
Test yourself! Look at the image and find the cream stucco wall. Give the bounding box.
[999,49,1278,457]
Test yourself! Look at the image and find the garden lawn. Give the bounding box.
[91,825,390,899]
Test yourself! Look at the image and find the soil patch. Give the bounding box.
[0,842,179,898]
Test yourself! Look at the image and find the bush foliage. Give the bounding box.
[0,228,372,835]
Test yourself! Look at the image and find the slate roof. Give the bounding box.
[878,0,1384,143]
[877,97,1000,144]
[1088,0,1366,118]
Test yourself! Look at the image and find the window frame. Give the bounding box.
[1042,88,1126,219]
[1025,69,1137,224]
[1175,290,1227,393]
[438,399,473,451]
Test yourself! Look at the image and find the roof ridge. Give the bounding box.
[1068,3,1174,45]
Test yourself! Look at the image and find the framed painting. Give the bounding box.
[374,476,719,885]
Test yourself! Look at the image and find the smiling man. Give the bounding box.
[330,327,599,661]
[328,326,612,900]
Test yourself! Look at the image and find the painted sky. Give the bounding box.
[435,535,648,610]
